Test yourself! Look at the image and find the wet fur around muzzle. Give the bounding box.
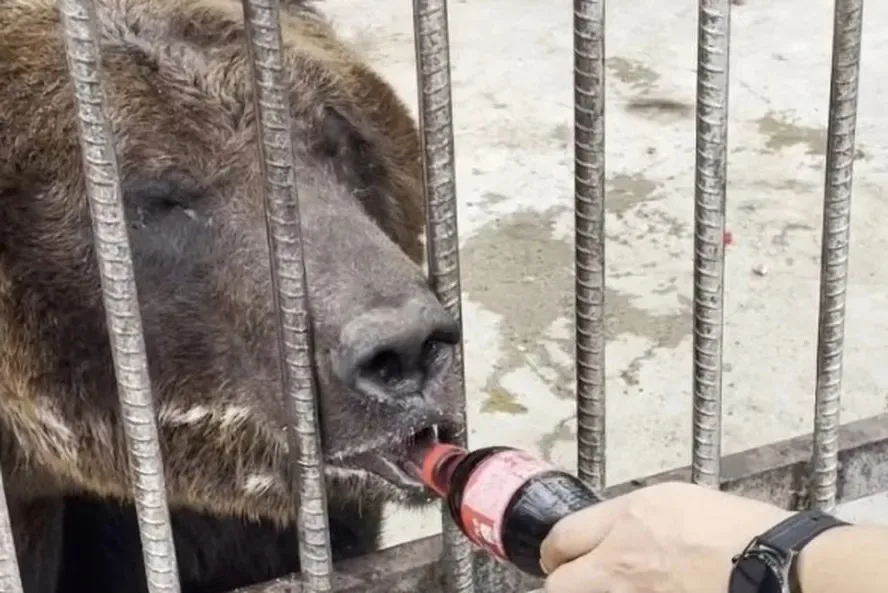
[0,0,464,592]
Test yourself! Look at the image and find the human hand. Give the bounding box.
[539,481,793,593]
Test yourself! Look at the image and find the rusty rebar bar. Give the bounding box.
[57,0,182,590]
[691,0,731,488]
[811,0,864,512]
[573,0,607,492]
[240,0,335,588]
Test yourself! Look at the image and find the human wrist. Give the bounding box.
[727,508,850,593]
[793,524,858,593]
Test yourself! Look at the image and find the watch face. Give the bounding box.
[760,563,785,593]
[730,554,786,593]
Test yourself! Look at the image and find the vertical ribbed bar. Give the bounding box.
[0,471,23,593]
[410,1,476,592]
[239,0,334,589]
[56,1,182,592]
[811,0,863,513]
[573,0,607,492]
[691,0,731,488]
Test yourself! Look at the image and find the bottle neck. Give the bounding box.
[419,443,468,498]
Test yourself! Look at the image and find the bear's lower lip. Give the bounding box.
[340,425,442,491]
[361,452,426,490]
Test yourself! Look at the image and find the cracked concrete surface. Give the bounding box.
[320,0,888,548]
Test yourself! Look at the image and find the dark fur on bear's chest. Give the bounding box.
[56,496,384,593]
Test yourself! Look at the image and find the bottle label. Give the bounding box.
[458,449,555,560]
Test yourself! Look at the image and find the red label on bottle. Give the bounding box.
[458,449,555,560]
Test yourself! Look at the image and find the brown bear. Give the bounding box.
[0,0,464,592]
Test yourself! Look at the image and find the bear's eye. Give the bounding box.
[131,180,189,209]
[123,175,202,229]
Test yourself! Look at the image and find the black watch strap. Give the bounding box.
[729,508,849,593]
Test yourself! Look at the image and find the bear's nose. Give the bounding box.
[332,296,460,402]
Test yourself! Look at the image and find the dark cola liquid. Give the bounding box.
[417,444,603,578]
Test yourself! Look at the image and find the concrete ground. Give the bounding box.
[320,0,888,548]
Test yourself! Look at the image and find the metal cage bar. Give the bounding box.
[811,0,865,513]
[239,0,335,588]
[410,1,480,593]
[573,0,608,492]
[56,0,182,592]
[691,0,731,488]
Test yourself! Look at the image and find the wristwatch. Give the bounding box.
[728,508,849,593]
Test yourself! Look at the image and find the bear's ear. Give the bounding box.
[312,102,416,244]
[315,104,384,186]
[317,104,358,160]
[316,104,367,156]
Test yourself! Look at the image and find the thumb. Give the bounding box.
[539,496,624,575]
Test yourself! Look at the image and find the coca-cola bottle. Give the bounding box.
[405,442,603,578]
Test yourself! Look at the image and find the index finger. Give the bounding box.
[539,496,625,575]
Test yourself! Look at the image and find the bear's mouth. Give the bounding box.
[338,423,457,493]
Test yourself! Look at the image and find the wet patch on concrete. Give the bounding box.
[756,111,827,155]
[483,118,586,152]
[461,208,573,413]
[747,178,820,194]
[608,173,662,217]
[472,190,510,211]
[533,282,692,461]
[608,287,692,386]
[551,123,572,149]
[625,97,694,123]
[481,386,529,414]
[606,57,660,91]
[755,110,868,160]
[481,90,509,110]
[538,415,575,461]
[772,222,816,247]
[632,201,690,245]
[461,207,693,416]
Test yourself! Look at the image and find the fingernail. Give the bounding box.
[539,557,552,575]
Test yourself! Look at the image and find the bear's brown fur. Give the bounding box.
[0,0,463,591]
